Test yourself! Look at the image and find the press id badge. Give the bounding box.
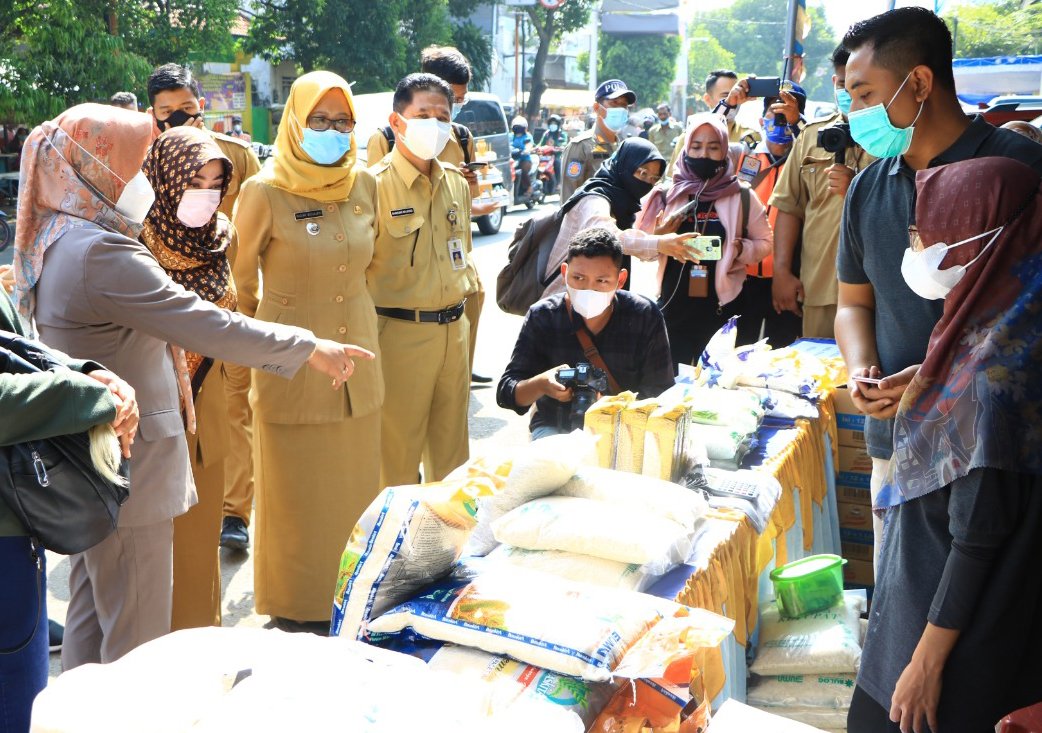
[688,264,709,298]
[448,238,467,270]
[737,156,761,184]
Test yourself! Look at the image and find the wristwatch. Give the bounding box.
[713,100,735,115]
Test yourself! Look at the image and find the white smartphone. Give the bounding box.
[852,376,884,385]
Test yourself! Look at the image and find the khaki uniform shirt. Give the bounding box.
[560,129,618,201]
[232,173,384,423]
[212,131,261,219]
[768,113,875,307]
[368,148,476,311]
[647,120,684,159]
[365,127,475,168]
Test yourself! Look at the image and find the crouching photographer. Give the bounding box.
[497,227,675,440]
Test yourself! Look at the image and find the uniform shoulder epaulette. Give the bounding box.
[568,130,595,145]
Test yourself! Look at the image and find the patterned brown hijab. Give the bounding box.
[141,126,236,395]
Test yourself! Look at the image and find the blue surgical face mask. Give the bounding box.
[762,118,793,145]
[847,71,924,159]
[548,124,558,132]
[603,107,629,132]
[451,102,463,120]
[301,127,352,165]
[835,87,852,117]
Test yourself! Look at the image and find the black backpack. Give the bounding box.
[495,194,593,316]
[382,123,472,165]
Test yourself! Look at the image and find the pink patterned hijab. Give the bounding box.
[13,103,154,325]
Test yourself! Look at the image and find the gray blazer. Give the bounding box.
[34,223,318,526]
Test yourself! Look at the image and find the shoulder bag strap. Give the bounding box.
[564,298,622,394]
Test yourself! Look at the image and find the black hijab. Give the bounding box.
[563,137,665,229]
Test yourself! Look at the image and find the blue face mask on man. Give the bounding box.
[762,117,793,146]
[835,87,852,117]
[847,70,924,158]
[301,128,352,165]
[603,107,629,132]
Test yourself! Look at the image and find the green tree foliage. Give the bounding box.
[0,0,152,123]
[523,0,598,120]
[451,22,494,89]
[598,33,680,112]
[246,0,494,93]
[695,0,836,101]
[119,0,240,64]
[687,25,736,113]
[945,0,1042,57]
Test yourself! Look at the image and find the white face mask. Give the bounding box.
[114,171,156,224]
[176,189,222,228]
[900,226,1003,300]
[402,117,452,160]
[567,284,615,319]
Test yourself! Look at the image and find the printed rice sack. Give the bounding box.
[490,496,696,573]
[367,569,728,683]
[749,594,865,677]
[330,476,497,640]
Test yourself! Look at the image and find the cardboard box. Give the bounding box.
[838,485,871,506]
[843,558,875,587]
[837,444,872,491]
[838,501,873,532]
[833,387,867,448]
[841,540,874,562]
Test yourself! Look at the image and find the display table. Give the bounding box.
[648,389,841,707]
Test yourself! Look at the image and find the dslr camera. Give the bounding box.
[817,122,854,165]
[555,362,609,431]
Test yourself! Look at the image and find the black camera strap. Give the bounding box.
[564,298,621,394]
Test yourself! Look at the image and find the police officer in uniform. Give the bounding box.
[368,73,476,487]
[366,46,493,385]
[559,79,637,201]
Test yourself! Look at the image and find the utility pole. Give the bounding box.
[515,12,521,111]
[588,1,601,93]
[521,13,527,112]
[782,0,798,81]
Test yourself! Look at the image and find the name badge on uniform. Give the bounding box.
[448,238,466,270]
[295,210,323,220]
[737,157,762,184]
[391,207,415,217]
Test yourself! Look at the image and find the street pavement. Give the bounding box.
[43,196,662,675]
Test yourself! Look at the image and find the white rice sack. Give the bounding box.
[685,423,752,469]
[749,594,864,676]
[754,705,850,730]
[330,477,497,640]
[740,387,819,420]
[685,386,764,435]
[426,645,618,728]
[491,496,694,573]
[557,467,709,529]
[747,674,856,710]
[367,570,675,682]
[467,431,594,556]
[485,545,655,592]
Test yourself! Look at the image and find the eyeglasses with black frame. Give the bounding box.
[306,116,356,133]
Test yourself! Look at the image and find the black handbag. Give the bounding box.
[0,331,130,554]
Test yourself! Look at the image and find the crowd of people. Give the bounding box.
[2,5,1041,733]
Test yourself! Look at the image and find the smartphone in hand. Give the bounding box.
[746,76,781,98]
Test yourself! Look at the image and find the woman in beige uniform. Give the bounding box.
[233,71,384,632]
[140,126,237,630]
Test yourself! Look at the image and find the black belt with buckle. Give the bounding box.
[376,299,466,324]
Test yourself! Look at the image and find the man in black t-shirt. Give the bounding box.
[497,228,674,439]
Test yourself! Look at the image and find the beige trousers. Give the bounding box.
[62,520,174,670]
[378,315,470,488]
[221,361,254,524]
[802,304,838,340]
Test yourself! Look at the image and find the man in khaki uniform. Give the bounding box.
[366,46,492,384]
[769,47,874,338]
[368,73,477,487]
[647,103,683,159]
[559,79,637,201]
[144,64,263,550]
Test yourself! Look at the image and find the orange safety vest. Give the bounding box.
[737,150,785,279]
